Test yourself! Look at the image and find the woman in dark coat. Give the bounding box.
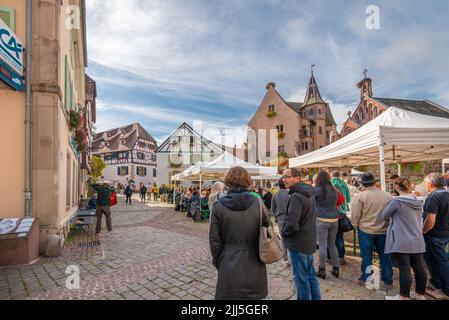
[209,166,270,300]
[190,189,202,222]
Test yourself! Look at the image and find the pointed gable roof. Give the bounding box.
[156,122,225,154]
[92,123,157,154]
[303,71,325,107]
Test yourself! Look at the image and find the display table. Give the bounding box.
[0,217,40,266]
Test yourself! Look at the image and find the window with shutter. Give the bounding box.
[125,167,129,175]
[144,168,147,176]
[65,56,70,111]
[0,7,15,31]
[71,83,75,111]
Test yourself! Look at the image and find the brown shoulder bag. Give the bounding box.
[258,199,284,264]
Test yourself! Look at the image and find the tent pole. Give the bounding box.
[173,178,176,205]
[200,174,202,191]
[397,163,402,177]
[379,143,386,192]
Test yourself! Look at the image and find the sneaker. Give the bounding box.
[385,295,409,300]
[410,291,426,300]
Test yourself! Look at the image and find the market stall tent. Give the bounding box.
[172,152,277,185]
[289,107,449,190]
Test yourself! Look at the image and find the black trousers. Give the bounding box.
[140,193,146,202]
[391,252,427,297]
[126,195,132,204]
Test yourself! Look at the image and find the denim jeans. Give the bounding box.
[288,249,321,300]
[424,234,449,296]
[336,230,346,258]
[357,229,393,285]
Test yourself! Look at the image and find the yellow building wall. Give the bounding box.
[0,0,26,219]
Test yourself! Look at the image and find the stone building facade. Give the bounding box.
[248,71,336,166]
[0,0,96,248]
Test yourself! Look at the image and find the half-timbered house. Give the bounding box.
[92,123,158,187]
[156,122,225,185]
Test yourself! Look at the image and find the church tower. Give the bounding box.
[357,69,373,99]
[299,66,332,152]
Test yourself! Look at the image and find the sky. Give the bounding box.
[85,0,449,147]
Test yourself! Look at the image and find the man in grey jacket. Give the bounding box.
[272,178,290,265]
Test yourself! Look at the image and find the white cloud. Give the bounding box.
[286,87,307,103]
[87,0,449,140]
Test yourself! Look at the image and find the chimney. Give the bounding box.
[266,82,276,90]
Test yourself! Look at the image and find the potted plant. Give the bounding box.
[266,111,277,118]
[69,110,80,132]
[278,132,285,139]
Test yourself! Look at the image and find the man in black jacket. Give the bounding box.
[91,182,113,233]
[281,168,321,300]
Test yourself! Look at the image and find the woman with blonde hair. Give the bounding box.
[208,181,225,213]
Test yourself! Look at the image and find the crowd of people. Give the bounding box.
[204,166,449,301]
[115,182,174,204]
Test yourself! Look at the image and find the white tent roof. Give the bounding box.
[290,107,449,169]
[173,152,277,181]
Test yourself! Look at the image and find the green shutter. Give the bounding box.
[71,83,75,111]
[70,30,74,68]
[65,56,70,112]
[0,7,15,31]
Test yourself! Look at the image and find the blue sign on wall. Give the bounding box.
[0,18,23,92]
[0,58,23,91]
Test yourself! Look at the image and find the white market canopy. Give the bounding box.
[289,107,449,190]
[172,152,277,181]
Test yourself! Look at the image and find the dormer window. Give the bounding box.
[121,138,127,145]
[121,129,126,135]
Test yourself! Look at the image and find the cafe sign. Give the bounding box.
[0,18,23,91]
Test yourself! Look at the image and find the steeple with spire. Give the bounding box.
[303,64,325,106]
[357,69,373,99]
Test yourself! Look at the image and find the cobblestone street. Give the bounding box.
[0,195,413,300]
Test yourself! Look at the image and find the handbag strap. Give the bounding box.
[258,198,272,228]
